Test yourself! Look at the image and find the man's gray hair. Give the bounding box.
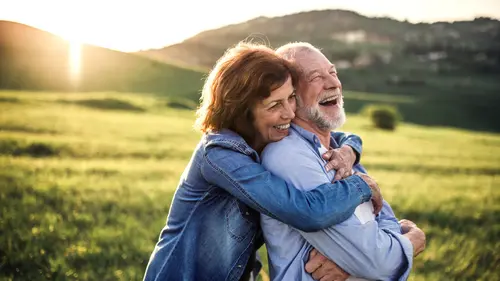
[275,42,322,62]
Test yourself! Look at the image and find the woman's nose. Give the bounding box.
[282,101,295,120]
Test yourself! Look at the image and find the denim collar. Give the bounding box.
[204,129,260,162]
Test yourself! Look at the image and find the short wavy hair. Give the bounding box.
[195,42,300,143]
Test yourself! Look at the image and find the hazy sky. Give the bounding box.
[2,0,500,52]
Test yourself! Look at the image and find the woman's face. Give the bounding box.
[252,76,296,149]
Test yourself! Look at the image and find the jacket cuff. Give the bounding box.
[348,174,372,203]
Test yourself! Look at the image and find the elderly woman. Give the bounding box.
[143,43,379,281]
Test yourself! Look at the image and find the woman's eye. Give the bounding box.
[288,94,296,100]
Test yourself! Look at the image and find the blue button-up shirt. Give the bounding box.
[261,124,414,281]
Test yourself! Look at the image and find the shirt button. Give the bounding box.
[245,212,249,215]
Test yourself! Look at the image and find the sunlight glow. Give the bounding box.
[69,41,81,85]
[2,0,499,52]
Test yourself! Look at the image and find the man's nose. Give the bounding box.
[324,74,342,90]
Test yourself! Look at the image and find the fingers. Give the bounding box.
[371,193,383,214]
[399,219,418,233]
[325,159,339,172]
[372,198,382,215]
[346,169,354,177]
[320,274,349,281]
[407,227,426,257]
[333,168,344,181]
[322,150,333,160]
[371,199,377,214]
[324,149,355,175]
[399,219,416,227]
[309,249,318,259]
[311,266,327,280]
[305,250,327,274]
[324,149,340,171]
[415,240,426,257]
[311,260,350,281]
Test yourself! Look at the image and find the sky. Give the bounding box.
[1,0,500,52]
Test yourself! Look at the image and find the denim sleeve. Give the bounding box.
[201,146,372,232]
[332,132,362,165]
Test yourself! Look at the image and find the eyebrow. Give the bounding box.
[265,90,296,106]
[306,64,337,78]
[306,70,320,79]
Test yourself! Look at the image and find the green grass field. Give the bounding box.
[1,90,499,281]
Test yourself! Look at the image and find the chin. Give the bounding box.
[272,133,288,142]
[272,136,285,142]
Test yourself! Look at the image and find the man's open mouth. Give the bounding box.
[319,96,339,106]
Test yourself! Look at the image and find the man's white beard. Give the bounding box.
[304,104,346,131]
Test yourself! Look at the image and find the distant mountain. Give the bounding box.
[137,10,500,72]
[0,21,204,99]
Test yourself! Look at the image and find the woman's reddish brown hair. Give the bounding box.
[195,42,300,143]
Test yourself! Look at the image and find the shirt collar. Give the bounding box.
[290,123,340,150]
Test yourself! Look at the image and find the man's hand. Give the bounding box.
[399,219,417,234]
[305,249,350,281]
[400,219,426,257]
[354,172,383,215]
[322,145,356,181]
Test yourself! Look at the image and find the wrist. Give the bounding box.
[404,227,424,253]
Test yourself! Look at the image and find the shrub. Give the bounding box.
[361,104,402,130]
[0,97,21,103]
[165,98,197,110]
[69,98,145,112]
[0,139,61,157]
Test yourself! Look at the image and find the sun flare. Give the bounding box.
[69,40,81,83]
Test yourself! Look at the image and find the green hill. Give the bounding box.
[0,21,205,100]
[138,10,500,132]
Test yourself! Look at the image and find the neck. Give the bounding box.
[293,117,331,148]
[251,138,266,154]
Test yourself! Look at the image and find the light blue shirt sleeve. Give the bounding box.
[262,138,413,281]
[376,200,404,233]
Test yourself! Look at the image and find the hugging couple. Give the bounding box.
[142,41,426,281]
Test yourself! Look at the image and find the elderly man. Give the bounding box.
[260,42,426,281]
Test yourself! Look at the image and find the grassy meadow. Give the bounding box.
[1,90,499,281]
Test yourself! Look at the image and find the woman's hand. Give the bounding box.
[305,249,350,281]
[354,172,383,215]
[322,145,356,181]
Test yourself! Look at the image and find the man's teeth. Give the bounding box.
[320,96,338,103]
[275,124,290,130]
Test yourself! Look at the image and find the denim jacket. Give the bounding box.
[143,129,372,281]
